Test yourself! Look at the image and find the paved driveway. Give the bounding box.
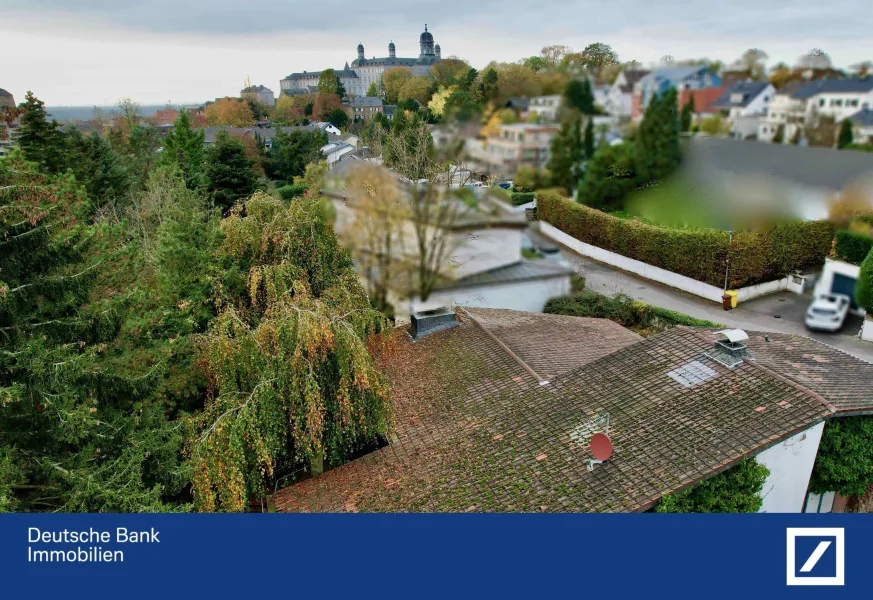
[529,226,873,364]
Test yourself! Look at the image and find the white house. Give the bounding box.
[526,95,562,122]
[604,69,649,119]
[321,141,356,165]
[312,121,342,136]
[709,81,775,139]
[593,84,610,111]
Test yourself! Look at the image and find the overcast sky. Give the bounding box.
[2,0,872,106]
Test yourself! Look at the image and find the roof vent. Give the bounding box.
[704,329,749,369]
[409,307,458,341]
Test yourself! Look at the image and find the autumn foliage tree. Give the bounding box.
[204,98,256,127]
[383,67,414,104]
[313,93,343,122]
[191,193,392,511]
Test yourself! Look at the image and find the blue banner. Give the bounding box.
[0,514,867,598]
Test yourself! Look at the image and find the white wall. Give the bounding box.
[540,221,810,305]
[756,421,825,513]
[411,275,571,315]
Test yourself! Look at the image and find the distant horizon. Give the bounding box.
[3,1,873,105]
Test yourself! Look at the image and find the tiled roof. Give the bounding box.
[849,108,873,127]
[710,81,771,108]
[792,78,873,99]
[273,315,871,513]
[463,307,642,379]
[678,87,727,113]
[620,70,650,87]
[742,331,873,414]
[347,96,383,107]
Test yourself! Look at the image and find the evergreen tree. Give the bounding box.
[267,129,327,182]
[70,131,131,209]
[634,88,681,183]
[578,142,639,210]
[680,97,695,132]
[16,91,70,174]
[326,108,348,129]
[565,79,595,115]
[546,110,584,191]
[583,118,595,159]
[127,124,163,189]
[838,119,854,149]
[0,153,184,512]
[773,123,785,144]
[204,131,258,213]
[160,110,206,190]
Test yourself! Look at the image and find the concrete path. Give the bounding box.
[528,225,873,364]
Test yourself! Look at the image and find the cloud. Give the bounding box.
[2,0,872,105]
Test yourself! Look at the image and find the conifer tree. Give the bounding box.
[583,117,595,159]
[69,130,131,209]
[161,110,206,190]
[16,91,70,174]
[204,131,258,213]
[565,79,596,115]
[547,110,584,191]
[680,96,695,132]
[838,119,854,149]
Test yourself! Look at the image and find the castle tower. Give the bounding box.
[357,42,365,61]
[419,24,434,58]
[389,41,396,59]
[435,44,441,59]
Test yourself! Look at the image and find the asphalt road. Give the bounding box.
[528,226,873,364]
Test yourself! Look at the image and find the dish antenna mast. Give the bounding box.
[587,413,613,471]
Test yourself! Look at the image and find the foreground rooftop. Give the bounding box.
[274,308,873,513]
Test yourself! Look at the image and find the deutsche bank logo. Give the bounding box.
[786,528,844,586]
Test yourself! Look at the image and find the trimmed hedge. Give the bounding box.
[835,229,873,265]
[857,249,873,312]
[510,191,536,206]
[543,291,722,336]
[277,184,309,201]
[537,191,835,288]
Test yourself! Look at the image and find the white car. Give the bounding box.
[805,294,851,332]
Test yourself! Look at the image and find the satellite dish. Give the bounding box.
[590,432,614,461]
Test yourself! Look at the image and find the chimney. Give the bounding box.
[705,329,749,369]
[409,307,458,341]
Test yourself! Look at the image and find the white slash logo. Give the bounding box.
[786,528,845,586]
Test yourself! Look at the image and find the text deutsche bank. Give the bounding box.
[27,527,160,563]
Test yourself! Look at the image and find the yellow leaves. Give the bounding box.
[428,86,455,117]
[204,98,255,127]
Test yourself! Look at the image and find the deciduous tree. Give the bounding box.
[204,98,255,127]
[312,93,343,122]
[399,77,433,106]
[383,67,414,105]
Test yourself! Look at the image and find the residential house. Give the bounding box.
[848,107,873,143]
[593,84,610,111]
[312,121,342,136]
[273,312,873,513]
[604,69,649,119]
[328,165,572,316]
[632,66,721,120]
[150,109,179,126]
[709,81,775,139]
[321,140,356,165]
[797,78,873,123]
[761,79,873,143]
[527,95,562,122]
[343,96,384,122]
[241,85,275,106]
[201,125,320,150]
[758,81,809,143]
[677,86,727,118]
[477,123,560,177]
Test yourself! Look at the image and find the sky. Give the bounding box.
[2,0,872,107]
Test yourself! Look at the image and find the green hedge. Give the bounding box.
[543,291,722,336]
[510,191,536,206]
[857,249,873,312]
[277,184,309,201]
[835,229,873,265]
[537,191,835,288]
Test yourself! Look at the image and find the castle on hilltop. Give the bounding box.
[280,25,442,98]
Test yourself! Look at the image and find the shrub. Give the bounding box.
[510,191,535,206]
[844,143,873,153]
[809,416,873,496]
[277,183,309,201]
[543,291,722,336]
[578,142,639,211]
[655,458,770,513]
[857,247,873,312]
[835,229,873,265]
[538,191,835,288]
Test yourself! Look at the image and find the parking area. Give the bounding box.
[527,226,873,363]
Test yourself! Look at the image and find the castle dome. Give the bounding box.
[419,25,433,43]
